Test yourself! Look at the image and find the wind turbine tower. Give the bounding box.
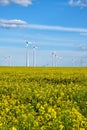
[52,52,54,67]
[25,40,31,67]
[32,43,38,67]
[54,52,57,67]
[51,51,56,67]
[4,56,11,66]
[57,56,62,66]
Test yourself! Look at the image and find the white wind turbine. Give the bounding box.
[54,52,62,67]
[25,40,31,67]
[57,56,62,66]
[54,52,57,67]
[32,41,38,67]
[52,51,60,67]
[78,44,87,66]
[4,56,11,66]
[51,51,56,67]
[72,58,75,67]
[79,44,87,51]
[72,57,78,67]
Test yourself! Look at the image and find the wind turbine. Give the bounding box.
[25,40,31,67]
[57,56,62,66]
[52,51,55,67]
[72,58,75,67]
[52,51,58,67]
[4,56,11,66]
[32,41,38,67]
[79,44,87,51]
[54,53,57,67]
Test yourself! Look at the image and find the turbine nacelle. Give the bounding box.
[25,40,32,47]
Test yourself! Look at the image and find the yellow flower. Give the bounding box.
[5,107,9,113]
[48,107,56,119]
[0,123,2,128]
[39,105,45,114]
[11,126,17,130]
[34,121,39,127]
[59,124,64,130]
[79,128,85,130]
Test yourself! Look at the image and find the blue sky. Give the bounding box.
[0,0,87,66]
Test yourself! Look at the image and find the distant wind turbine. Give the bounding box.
[32,41,38,67]
[57,56,62,66]
[54,53,57,67]
[25,40,31,67]
[52,52,55,67]
[4,56,11,66]
[51,51,58,67]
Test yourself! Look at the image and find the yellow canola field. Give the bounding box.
[0,67,87,130]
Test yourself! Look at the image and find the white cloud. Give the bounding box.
[69,0,87,7]
[0,19,28,29]
[28,24,87,33]
[0,0,32,6]
[1,19,87,33]
[0,0,9,5]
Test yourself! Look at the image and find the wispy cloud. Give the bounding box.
[69,0,87,7]
[0,19,28,29]
[1,19,87,33]
[28,24,87,33]
[0,0,32,6]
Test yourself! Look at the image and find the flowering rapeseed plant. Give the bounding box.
[0,67,87,129]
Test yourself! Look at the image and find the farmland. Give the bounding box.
[0,67,87,130]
